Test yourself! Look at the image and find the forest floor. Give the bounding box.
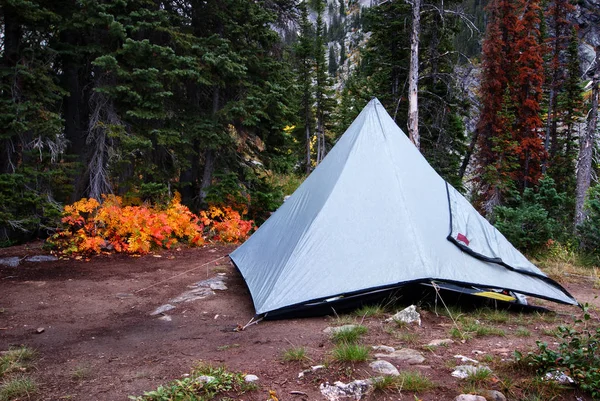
[1,243,599,401]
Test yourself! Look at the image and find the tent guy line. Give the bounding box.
[134,255,227,294]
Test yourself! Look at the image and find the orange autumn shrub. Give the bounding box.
[49,194,204,255]
[200,206,254,244]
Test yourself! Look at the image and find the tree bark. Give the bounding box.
[575,47,600,226]
[1,4,21,173]
[407,0,421,149]
[199,86,220,203]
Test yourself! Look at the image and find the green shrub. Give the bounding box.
[130,363,257,400]
[494,176,566,252]
[515,306,600,398]
[577,185,600,256]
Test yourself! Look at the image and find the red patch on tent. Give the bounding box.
[456,233,470,246]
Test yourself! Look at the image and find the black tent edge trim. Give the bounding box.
[444,182,577,304]
[250,277,580,319]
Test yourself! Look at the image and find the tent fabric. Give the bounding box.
[230,98,578,316]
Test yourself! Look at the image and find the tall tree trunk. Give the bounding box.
[542,85,555,174]
[407,0,421,149]
[1,4,21,173]
[305,124,311,174]
[459,129,480,180]
[199,86,220,203]
[575,47,600,226]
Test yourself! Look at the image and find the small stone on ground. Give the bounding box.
[244,374,259,383]
[371,345,395,353]
[150,304,176,316]
[374,348,425,364]
[25,255,58,262]
[480,389,507,401]
[386,305,421,325]
[323,324,358,334]
[320,379,372,401]
[451,365,491,379]
[454,395,486,401]
[0,257,20,267]
[427,339,454,347]
[369,360,399,376]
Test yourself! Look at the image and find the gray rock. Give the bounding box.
[371,345,395,353]
[374,348,425,364]
[25,255,58,262]
[244,374,259,383]
[451,365,491,379]
[427,339,454,347]
[386,305,421,326]
[369,360,399,376]
[158,315,172,322]
[196,375,216,383]
[0,257,20,267]
[319,379,372,400]
[544,370,574,384]
[116,293,134,298]
[170,276,228,304]
[189,276,227,290]
[480,389,507,401]
[454,354,479,364]
[323,324,358,334]
[150,304,176,316]
[170,288,213,303]
[454,395,486,401]
[35,327,45,334]
[298,364,325,378]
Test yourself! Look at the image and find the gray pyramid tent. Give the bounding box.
[230,98,578,317]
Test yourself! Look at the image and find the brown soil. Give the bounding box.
[1,243,598,401]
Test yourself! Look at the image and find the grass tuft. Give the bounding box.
[332,343,370,363]
[465,367,493,386]
[354,304,385,318]
[0,346,36,377]
[515,327,531,337]
[331,325,368,344]
[372,371,435,393]
[397,371,435,392]
[0,376,37,401]
[282,346,308,362]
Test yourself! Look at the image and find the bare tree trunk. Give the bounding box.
[305,124,311,174]
[199,87,220,203]
[459,129,479,180]
[407,0,421,149]
[575,47,600,226]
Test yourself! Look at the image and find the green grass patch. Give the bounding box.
[474,308,509,323]
[130,362,258,400]
[0,376,37,401]
[0,346,36,377]
[397,371,435,392]
[331,325,368,344]
[465,367,493,386]
[451,322,505,340]
[515,327,531,337]
[282,346,308,362]
[449,327,473,341]
[332,343,369,363]
[372,371,435,393]
[354,304,385,318]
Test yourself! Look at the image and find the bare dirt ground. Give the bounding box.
[1,243,599,401]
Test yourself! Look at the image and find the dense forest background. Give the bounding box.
[1,0,600,257]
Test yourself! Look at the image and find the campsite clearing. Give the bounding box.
[0,243,598,401]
